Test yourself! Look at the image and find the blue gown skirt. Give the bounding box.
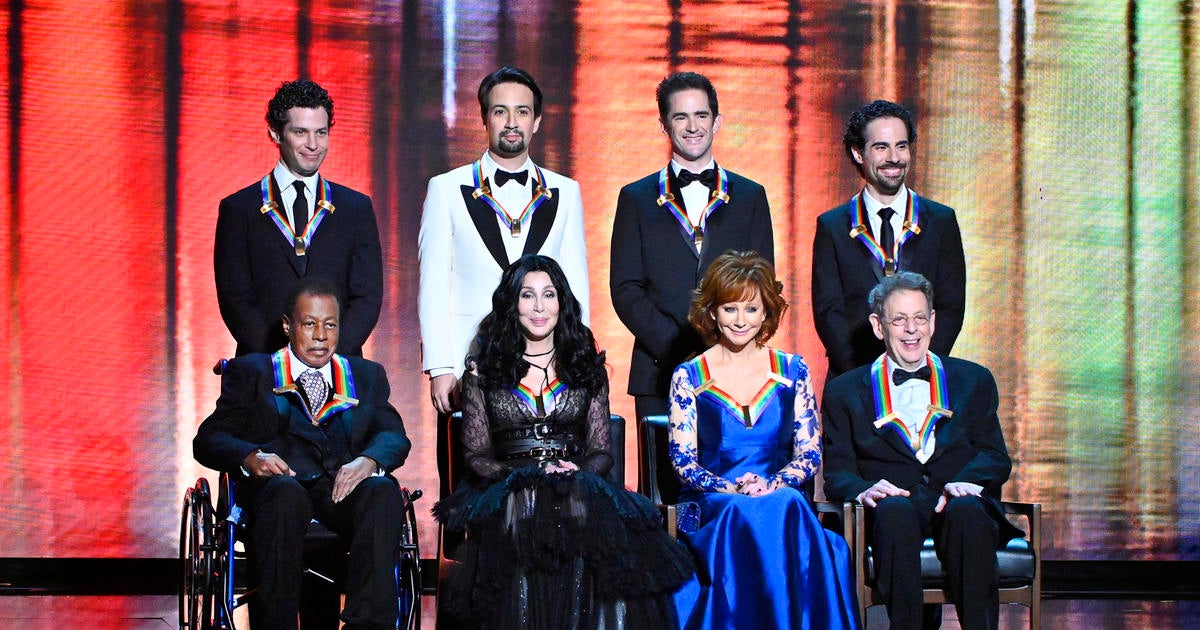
[672,487,860,629]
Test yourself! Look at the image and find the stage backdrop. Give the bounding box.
[0,0,1196,563]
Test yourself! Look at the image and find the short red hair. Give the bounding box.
[688,250,788,346]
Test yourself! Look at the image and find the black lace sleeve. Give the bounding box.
[577,381,614,477]
[460,372,513,481]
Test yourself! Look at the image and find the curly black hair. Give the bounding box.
[842,99,916,167]
[266,79,334,133]
[470,255,607,396]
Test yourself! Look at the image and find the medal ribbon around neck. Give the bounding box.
[847,189,921,270]
[471,161,552,237]
[259,175,335,256]
[694,350,790,428]
[656,165,730,244]
[512,378,567,416]
[870,352,952,455]
[271,349,359,426]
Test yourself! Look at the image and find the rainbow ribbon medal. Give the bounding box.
[259,174,335,255]
[656,165,730,253]
[471,161,552,237]
[695,350,790,428]
[870,352,952,455]
[512,378,567,417]
[271,349,359,426]
[847,189,921,275]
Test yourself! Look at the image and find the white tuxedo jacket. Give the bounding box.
[417,160,589,378]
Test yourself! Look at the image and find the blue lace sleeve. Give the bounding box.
[668,366,738,494]
[767,354,821,489]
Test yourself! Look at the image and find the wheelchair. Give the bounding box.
[179,471,423,630]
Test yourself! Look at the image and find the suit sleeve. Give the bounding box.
[609,186,686,359]
[556,179,591,325]
[811,216,857,374]
[819,378,873,502]
[357,362,411,472]
[930,210,966,357]
[214,197,271,351]
[193,359,266,473]
[417,176,456,376]
[338,195,383,355]
[749,183,775,265]
[949,367,1011,494]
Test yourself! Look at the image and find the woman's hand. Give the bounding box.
[543,459,579,474]
[734,472,773,496]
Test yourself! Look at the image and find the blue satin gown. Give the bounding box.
[668,349,859,629]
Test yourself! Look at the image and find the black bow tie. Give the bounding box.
[677,168,716,189]
[493,169,529,188]
[892,366,931,386]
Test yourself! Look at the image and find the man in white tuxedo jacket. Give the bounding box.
[417,65,589,494]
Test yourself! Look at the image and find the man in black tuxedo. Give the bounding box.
[822,272,1018,630]
[610,72,774,420]
[215,79,383,357]
[812,100,965,377]
[194,277,410,630]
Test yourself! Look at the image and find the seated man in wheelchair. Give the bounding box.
[821,272,1023,630]
[194,277,411,630]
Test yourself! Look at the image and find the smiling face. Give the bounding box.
[852,116,911,203]
[869,288,936,371]
[269,107,329,178]
[517,271,559,344]
[483,81,541,164]
[282,292,340,368]
[660,88,722,170]
[713,290,765,351]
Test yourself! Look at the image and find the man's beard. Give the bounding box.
[494,135,527,157]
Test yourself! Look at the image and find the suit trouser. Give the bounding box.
[242,474,404,630]
[871,494,1001,630]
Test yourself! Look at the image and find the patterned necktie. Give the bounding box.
[292,180,309,236]
[297,369,328,415]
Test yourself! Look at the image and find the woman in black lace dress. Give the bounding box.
[434,254,694,629]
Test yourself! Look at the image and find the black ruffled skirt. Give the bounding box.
[433,467,695,629]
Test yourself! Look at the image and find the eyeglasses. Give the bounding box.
[884,312,931,328]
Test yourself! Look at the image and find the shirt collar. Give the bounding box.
[670,158,716,177]
[481,150,533,182]
[861,184,910,215]
[287,345,333,385]
[273,160,320,195]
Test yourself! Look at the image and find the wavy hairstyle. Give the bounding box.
[688,250,788,346]
[471,254,606,395]
[266,79,334,133]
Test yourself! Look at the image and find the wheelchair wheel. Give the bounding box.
[397,487,423,630]
[180,479,218,629]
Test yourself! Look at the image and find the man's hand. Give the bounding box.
[242,450,294,477]
[429,374,459,415]
[333,456,379,503]
[934,481,984,512]
[856,479,910,508]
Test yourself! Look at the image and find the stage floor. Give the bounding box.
[0,595,1197,629]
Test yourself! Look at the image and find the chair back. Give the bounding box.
[637,415,682,505]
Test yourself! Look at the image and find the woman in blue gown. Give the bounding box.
[668,250,859,629]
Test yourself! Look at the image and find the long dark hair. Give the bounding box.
[471,254,606,395]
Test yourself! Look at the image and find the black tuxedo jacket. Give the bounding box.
[193,353,410,480]
[821,356,1013,525]
[811,194,966,375]
[610,168,774,397]
[214,177,383,356]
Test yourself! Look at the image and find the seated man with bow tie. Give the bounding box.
[821,271,1021,630]
[194,277,411,630]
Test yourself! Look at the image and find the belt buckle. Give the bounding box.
[532,423,553,439]
[530,447,554,460]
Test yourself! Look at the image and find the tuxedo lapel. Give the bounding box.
[845,203,884,282]
[895,193,926,271]
[459,184,510,270]
[861,370,921,461]
[521,187,559,256]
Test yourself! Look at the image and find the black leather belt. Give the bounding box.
[493,422,577,443]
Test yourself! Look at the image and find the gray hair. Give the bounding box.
[868,271,934,317]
